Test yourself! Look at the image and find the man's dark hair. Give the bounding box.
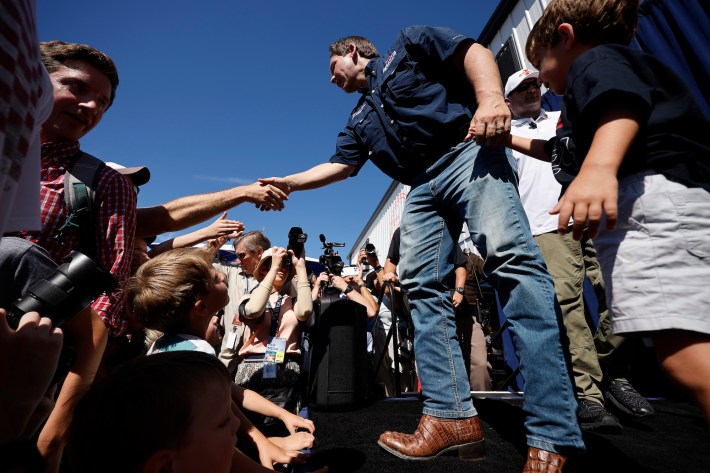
[40,40,119,107]
[329,36,380,59]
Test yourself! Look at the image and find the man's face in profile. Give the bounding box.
[41,59,112,143]
[329,50,361,94]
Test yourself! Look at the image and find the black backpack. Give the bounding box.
[55,151,106,260]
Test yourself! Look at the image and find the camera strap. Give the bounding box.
[57,152,105,260]
[267,294,284,337]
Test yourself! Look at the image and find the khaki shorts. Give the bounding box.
[594,172,710,335]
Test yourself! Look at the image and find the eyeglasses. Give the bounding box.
[510,81,541,94]
[235,252,248,260]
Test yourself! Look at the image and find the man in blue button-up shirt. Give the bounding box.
[261,26,583,470]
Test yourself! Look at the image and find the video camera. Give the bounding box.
[287,226,307,257]
[318,234,345,276]
[6,251,117,329]
[360,238,376,264]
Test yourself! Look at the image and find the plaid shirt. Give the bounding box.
[17,141,137,335]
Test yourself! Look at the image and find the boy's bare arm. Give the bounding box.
[234,384,315,434]
[551,106,641,240]
[507,134,552,162]
[37,308,108,472]
[232,402,309,468]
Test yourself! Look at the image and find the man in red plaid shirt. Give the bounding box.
[18,40,134,337]
[12,41,134,470]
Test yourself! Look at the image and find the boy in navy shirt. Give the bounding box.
[510,0,710,424]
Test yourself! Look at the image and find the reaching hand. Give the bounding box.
[255,178,291,211]
[205,212,244,239]
[204,235,229,256]
[259,176,291,194]
[258,438,310,467]
[279,411,315,435]
[0,310,63,443]
[269,431,315,451]
[245,182,288,212]
[550,166,618,240]
[383,272,399,283]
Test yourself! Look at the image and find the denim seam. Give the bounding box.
[433,214,463,409]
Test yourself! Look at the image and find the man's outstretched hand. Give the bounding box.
[244,182,289,211]
[256,177,291,211]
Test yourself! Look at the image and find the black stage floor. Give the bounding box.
[301,396,710,473]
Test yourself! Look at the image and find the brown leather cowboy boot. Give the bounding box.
[522,447,567,472]
[377,414,485,461]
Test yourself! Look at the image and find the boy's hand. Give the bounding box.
[552,105,639,240]
[466,95,510,146]
[551,166,618,240]
[279,411,315,434]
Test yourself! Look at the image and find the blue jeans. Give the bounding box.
[399,140,585,454]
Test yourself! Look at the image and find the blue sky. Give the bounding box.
[36,0,500,257]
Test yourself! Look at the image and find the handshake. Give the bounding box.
[246,177,292,212]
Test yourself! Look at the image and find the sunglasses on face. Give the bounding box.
[511,81,541,94]
[235,251,248,260]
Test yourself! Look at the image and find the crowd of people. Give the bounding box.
[2,0,709,472]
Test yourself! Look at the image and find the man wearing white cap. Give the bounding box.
[505,68,654,431]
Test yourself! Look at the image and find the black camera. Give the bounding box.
[360,238,377,264]
[318,234,345,276]
[287,226,307,257]
[7,251,117,329]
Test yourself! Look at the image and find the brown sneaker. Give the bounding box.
[377,414,485,461]
[522,447,567,472]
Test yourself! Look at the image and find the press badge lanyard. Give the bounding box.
[268,295,284,337]
[263,294,285,379]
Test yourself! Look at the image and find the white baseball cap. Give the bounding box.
[504,68,540,97]
[106,162,151,187]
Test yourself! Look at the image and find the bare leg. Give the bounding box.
[652,330,710,424]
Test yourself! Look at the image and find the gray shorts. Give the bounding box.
[593,172,710,335]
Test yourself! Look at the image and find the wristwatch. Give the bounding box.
[374,266,383,273]
[343,286,354,295]
[455,287,465,295]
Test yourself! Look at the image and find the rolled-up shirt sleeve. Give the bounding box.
[330,125,369,177]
